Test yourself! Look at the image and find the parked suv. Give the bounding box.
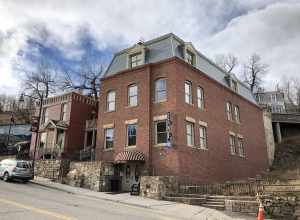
[0,159,33,182]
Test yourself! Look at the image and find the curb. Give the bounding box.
[30,180,75,194]
[30,180,151,209]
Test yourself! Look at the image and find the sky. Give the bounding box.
[0,0,300,95]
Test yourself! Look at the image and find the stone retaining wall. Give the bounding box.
[35,159,70,180]
[140,176,179,200]
[63,161,102,191]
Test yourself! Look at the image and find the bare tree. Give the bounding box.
[243,54,268,92]
[215,54,238,73]
[61,53,103,99]
[280,76,300,112]
[21,60,58,99]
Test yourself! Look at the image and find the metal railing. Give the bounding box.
[37,145,62,159]
[79,146,95,161]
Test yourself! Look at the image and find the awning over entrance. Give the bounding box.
[115,151,145,163]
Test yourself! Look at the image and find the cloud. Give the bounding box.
[0,0,298,94]
[199,1,300,88]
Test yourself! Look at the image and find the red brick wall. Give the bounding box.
[96,58,268,184]
[66,96,97,154]
[30,93,97,158]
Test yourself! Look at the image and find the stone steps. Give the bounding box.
[163,195,206,205]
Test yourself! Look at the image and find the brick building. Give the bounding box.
[96,33,268,191]
[30,92,97,159]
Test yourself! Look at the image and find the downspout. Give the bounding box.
[148,64,153,176]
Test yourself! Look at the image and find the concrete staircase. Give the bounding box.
[201,195,225,210]
[163,194,225,210]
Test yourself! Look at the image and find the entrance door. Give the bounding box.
[121,164,140,192]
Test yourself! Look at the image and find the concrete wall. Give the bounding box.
[263,110,275,166]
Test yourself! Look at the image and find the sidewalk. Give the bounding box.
[31,177,255,220]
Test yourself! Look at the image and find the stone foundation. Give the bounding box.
[140,176,179,200]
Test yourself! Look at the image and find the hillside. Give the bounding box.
[268,136,300,181]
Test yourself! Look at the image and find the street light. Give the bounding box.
[19,93,44,174]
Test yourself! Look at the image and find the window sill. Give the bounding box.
[105,110,116,113]
[125,145,136,149]
[154,143,168,147]
[153,100,167,104]
[126,105,138,109]
[185,102,194,106]
[103,148,113,152]
[188,145,208,151]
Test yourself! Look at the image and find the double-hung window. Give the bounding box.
[238,138,245,157]
[104,128,114,149]
[186,50,195,66]
[127,124,137,147]
[234,105,240,123]
[60,103,68,121]
[229,135,236,155]
[155,79,167,102]
[197,86,204,109]
[226,102,233,121]
[186,122,194,146]
[155,121,168,145]
[130,52,143,68]
[107,91,116,112]
[185,81,192,104]
[128,84,138,107]
[199,126,207,149]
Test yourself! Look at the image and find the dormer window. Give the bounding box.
[231,80,238,92]
[130,52,143,68]
[186,50,195,66]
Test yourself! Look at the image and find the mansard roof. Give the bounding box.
[104,33,257,105]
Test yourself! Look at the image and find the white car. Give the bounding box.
[0,159,34,183]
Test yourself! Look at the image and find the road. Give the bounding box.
[0,180,178,220]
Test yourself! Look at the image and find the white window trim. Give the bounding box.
[185,81,193,105]
[186,116,196,123]
[184,43,197,66]
[107,91,116,112]
[126,124,137,148]
[154,78,167,103]
[125,119,138,125]
[154,120,168,146]
[104,128,114,150]
[199,120,208,127]
[103,123,114,129]
[237,137,245,158]
[199,126,208,150]
[229,131,236,136]
[153,114,168,121]
[126,44,146,69]
[186,121,195,147]
[229,134,237,155]
[128,84,138,107]
[197,86,204,109]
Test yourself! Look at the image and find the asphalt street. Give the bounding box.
[0,180,179,220]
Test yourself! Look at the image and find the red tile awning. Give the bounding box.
[115,151,145,163]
